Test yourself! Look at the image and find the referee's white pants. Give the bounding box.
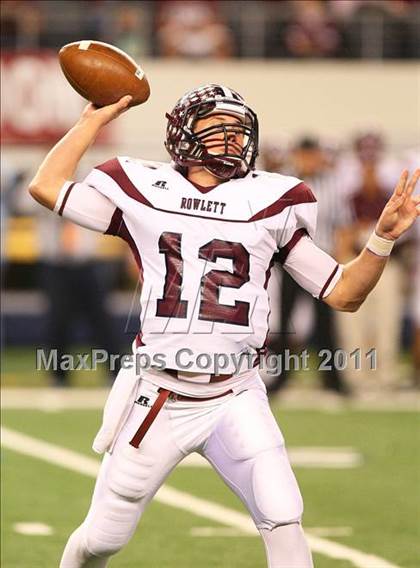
[336,258,404,387]
[60,374,308,566]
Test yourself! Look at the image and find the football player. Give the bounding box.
[29,85,419,567]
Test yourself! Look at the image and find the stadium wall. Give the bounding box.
[118,60,420,156]
[2,60,419,169]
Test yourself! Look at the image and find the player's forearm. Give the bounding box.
[28,116,102,210]
[328,248,388,312]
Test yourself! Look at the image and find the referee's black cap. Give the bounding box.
[294,136,320,150]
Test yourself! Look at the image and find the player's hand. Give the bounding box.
[80,95,133,127]
[375,169,420,240]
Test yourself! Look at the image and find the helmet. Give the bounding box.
[165,84,259,180]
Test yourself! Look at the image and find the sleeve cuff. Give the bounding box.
[319,264,343,299]
[54,181,75,216]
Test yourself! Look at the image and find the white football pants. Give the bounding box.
[60,376,312,567]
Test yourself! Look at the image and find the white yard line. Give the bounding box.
[1,427,400,568]
[13,522,53,536]
[287,447,363,468]
[190,526,354,538]
[190,527,251,537]
[183,448,362,469]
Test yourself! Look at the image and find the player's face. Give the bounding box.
[193,113,244,157]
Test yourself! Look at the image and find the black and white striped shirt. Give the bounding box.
[305,172,353,255]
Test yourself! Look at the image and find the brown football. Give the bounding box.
[58,40,150,107]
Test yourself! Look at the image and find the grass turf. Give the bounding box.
[2,407,419,567]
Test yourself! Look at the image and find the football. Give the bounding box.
[58,40,150,108]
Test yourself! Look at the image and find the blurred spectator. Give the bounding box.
[336,132,409,389]
[413,223,420,388]
[0,1,19,48]
[259,141,288,174]
[266,136,352,396]
[284,0,342,58]
[329,0,409,20]
[156,0,233,58]
[17,7,43,49]
[36,212,122,387]
[329,0,412,58]
[404,147,420,388]
[0,161,24,269]
[112,4,149,59]
[0,1,43,49]
[1,0,418,58]
[413,221,420,388]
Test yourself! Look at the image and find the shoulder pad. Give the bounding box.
[118,157,167,171]
[252,169,302,186]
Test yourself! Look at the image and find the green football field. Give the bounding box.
[2,402,419,568]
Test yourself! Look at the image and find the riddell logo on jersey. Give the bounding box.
[152,180,168,189]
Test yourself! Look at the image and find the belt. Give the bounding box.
[129,387,233,449]
[168,389,233,402]
[164,368,233,383]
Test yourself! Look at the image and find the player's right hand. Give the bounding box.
[80,95,133,127]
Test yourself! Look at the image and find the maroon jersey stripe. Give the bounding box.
[95,162,315,224]
[319,263,339,299]
[118,219,145,343]
[263,256,275,290]
[249,183,316,222]
[96,158,153,207]
[105,207,123,236]
[118,219,144,282]
[278,228,308,264]
[135,332,145,347]
[58,182,75,216]
[258,256,276,360]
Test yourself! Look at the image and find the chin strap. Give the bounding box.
[204,158,247,180]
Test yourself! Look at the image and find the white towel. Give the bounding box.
[92,365,141,454]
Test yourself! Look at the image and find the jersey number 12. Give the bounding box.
[156,231,250,326]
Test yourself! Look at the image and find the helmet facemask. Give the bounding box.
[165,85,259,180]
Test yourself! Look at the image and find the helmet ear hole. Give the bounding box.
[165,84,259,179]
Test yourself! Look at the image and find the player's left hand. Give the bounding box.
[376,168,420,240]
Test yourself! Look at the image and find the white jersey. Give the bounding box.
[55,157,342,393]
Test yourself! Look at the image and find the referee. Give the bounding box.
[267,136,352,395]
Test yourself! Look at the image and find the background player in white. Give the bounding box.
[29,85,419,567]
